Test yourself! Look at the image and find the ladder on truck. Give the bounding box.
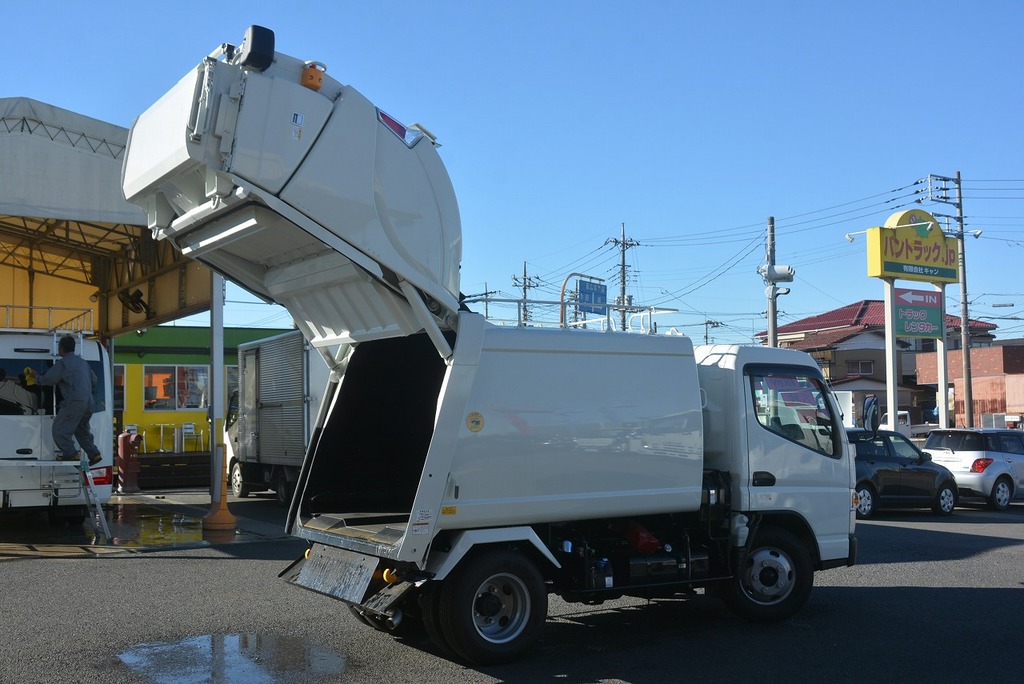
[55,460,112,544]
[79,461,112,544]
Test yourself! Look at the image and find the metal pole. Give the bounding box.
[619,223,628,331]
[955,171,973,427]
[766,217,778,347]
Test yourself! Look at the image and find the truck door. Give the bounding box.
[239,348,260,461]
[746,366,849,556]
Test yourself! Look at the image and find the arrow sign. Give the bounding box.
[894,287,943,338]
[897,289,941,307]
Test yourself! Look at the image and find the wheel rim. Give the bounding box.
[231,465,242,493]
[938,487,956,513]
[856,488,873,516]
[739,546,795,605]
[470,571,531,644]
[994,481,1011,508]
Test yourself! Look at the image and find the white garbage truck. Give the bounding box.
[122,26,857,665]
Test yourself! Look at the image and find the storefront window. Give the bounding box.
[114,364,125,412]
[144,365,209,411]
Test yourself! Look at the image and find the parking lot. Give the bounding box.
[1,494,1022,683]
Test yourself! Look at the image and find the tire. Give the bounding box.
[932,482,957,515]
[722,527,813,623]
[420,586,459,659]
[275,471,293,508]
[230,462,250,498]
[437,549,548,665]
[855,483,876,519]
[988,477,1013,511]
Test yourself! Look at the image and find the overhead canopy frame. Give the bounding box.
[0,97,212,337]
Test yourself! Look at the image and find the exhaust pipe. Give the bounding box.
[386,609,403,630]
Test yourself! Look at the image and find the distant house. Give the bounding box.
[757,300,995,425]
[917,339,1024,428]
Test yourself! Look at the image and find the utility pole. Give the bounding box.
[758,216,794,347]
[512,262,540,326]
[605,223,640,331]
[929,171,974,426]
[464,282,498,319]
[704,319,721,344]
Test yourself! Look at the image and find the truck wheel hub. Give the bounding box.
[475,591,503,618]
[744,548,793,599]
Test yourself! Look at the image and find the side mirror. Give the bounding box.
[863,395,880,435]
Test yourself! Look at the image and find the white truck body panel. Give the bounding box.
[416,314,705,538]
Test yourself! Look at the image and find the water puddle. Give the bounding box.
[102,503,204,547]
[117,633,345,683]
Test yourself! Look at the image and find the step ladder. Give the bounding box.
[68,459,112,544]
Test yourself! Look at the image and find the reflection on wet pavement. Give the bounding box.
[0,503,205,548]
[0,502,270,558]
[118,633,345,683]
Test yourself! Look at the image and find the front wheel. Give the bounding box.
[932,482,957,515]
[437,549,548,665]
[230,462,250,498]
[722,527,813,623]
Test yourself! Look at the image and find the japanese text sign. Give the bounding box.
[866,210,959,284]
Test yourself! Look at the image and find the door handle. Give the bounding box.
[752,471,776,487]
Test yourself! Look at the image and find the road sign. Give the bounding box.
[577,280,607,315]
[894,287,943,338]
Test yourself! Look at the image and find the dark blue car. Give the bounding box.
[847,428,958,519]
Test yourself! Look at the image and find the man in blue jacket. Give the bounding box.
[36,335,102,466]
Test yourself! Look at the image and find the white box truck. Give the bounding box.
[226,329,331,505]
[0,308,113,522]
[122,26,856,664]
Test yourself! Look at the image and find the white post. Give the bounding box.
[883,278,900,430]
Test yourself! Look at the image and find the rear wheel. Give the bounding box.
[932,481,957,515]
[989,477,1012,511]
[275,471,293,507]
[230,462,250,498]
[722,527,813,623]
[420,586,458,658]
[855,483,876,519]
[437,549,547,665]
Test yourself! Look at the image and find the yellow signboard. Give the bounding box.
[866,210,959,283]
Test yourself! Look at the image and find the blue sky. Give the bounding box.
[6,1,1023,342]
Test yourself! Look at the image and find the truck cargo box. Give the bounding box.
[295,313,705,564]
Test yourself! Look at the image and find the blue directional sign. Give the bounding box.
[577,280,607,315]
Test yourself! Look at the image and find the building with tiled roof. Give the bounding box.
[757,300,997,425]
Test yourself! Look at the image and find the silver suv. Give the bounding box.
[922,429,1024,511]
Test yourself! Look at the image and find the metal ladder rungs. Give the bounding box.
[76,463,111,544]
